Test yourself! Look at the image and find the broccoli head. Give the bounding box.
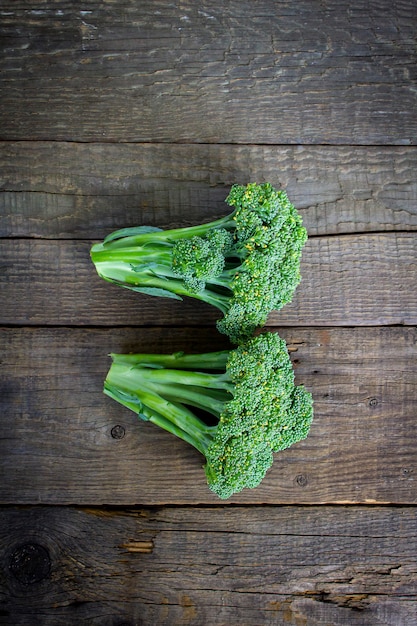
[90,182,308,343]
[103,332,313,499]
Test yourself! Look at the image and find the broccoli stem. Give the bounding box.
[91,255,233,314]
[117,364,232,391]
[91,261,194,296]
[99,214,237,250]
[105,355,234,456]
[110,350,230,370]
[91,242,172,267]
[90,212,243,315]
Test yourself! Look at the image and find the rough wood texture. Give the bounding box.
[0,326,415,505]
[1,233,416,326]
[1,142,417,238]
[1,506,416,625]
[1,1,416,144]
[1,0,416,622]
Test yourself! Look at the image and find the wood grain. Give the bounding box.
[1,0,416,620]
[1,233,415,327]
[1,142,417,238]
[1,1,416,144]
[0,326,415,505]
[1,505,416,625]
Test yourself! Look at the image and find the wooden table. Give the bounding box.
[1,2,416,624]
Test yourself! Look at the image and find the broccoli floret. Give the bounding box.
[90,182,308,343]
[103,332,313,499]
[171,228,234,292]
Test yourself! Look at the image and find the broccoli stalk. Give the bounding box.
[104,332,313,499]
[91,183,308,343]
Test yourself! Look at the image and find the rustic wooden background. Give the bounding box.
[1,1,416,624]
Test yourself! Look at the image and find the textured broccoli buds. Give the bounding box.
[171,228,233,292]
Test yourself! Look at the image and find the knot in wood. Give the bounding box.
[9,543,51,585]
[111,424,126,439]
[296,474,308,487]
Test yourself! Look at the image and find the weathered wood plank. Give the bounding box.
[1,233,415,326]
[1,1,416,144]
[1,505,416,625]
[1,142,417,238]
[0,326,415,505]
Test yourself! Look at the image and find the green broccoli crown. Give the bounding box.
[90,182,308,344]
[169,182,307,343]
[204,332,312,499]
[216,183,308,342]
[103,332,313,500]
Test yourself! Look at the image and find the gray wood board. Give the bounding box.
[0,326,415,505]
[1,1,416,143]
[1,233,415,326]
[1,143,417,238]
[1,505,416,625]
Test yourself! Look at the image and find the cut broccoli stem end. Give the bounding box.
[91,262,201,299]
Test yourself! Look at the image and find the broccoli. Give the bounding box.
[103,332,313,499]
[90,182,307,343]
